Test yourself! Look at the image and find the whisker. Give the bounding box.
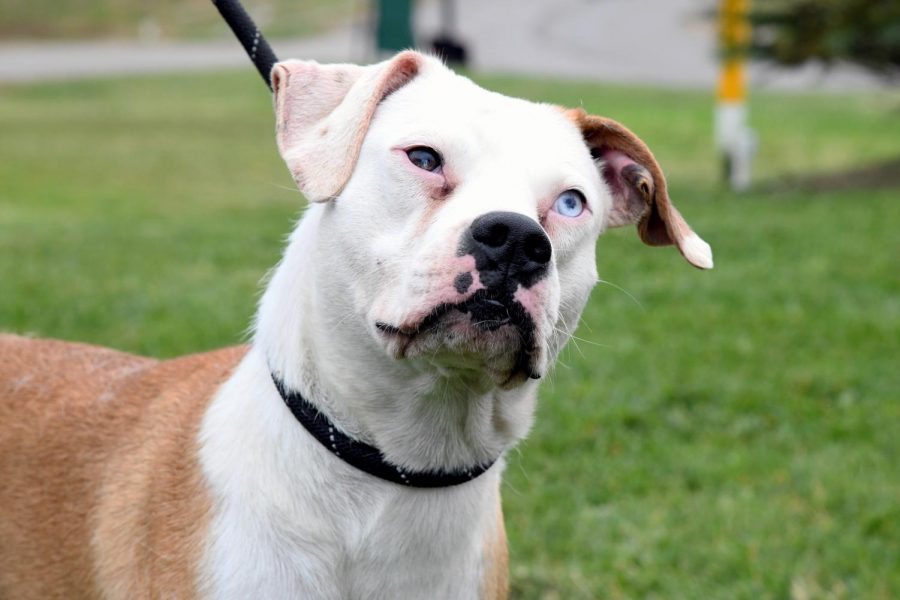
[550,314,612,349]
[596,278,645,311]
[271,182,305,194]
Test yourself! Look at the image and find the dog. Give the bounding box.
[0,50,712,599]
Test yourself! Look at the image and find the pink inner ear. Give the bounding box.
[597,147,638,197]
[595,146,654,229]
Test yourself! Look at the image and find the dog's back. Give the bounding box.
[0,335,245,599]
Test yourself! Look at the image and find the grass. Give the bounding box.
[0,0,355,40]
[1,70,898,598]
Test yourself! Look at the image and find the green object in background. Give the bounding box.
[375,0,415,52]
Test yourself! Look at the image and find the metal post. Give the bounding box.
[715,0,756,191]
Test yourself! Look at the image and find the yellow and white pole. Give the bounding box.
[715,0,755,191]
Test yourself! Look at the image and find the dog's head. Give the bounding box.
[271,51,711,390]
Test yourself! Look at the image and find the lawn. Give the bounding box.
[0,0,353,40]
[1,69,898,599]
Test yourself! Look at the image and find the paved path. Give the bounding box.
[0,0,888,90]
[414,0,888,91]
[0,29,360,84]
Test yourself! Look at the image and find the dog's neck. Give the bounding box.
[253,205,538,473]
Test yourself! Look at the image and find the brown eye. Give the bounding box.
[406,146,442,172]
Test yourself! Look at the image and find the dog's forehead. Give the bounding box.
[374,65,591,169]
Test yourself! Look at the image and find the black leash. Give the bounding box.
[211,0,279,89]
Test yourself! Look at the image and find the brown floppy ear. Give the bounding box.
[271,51,424,201]
[566,108,713,269]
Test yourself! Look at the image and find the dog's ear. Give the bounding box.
[271,51,424,202]
[565,108,713,269]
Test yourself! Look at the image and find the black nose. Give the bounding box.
[464,211,551,289]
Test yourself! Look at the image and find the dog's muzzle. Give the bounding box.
[460,211,551,291]
[375,212,552,386]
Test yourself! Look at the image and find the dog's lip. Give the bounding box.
[374,321,412,337]
[375,317,543,384]
[374,294,512,341]
[374,307,452,339]
[503,365,543,386]
[374,292,543,383]
[374,307,457,361]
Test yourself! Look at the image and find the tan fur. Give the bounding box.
[481,494,509,600]
[0,334,246,599]
[0,335,512,598]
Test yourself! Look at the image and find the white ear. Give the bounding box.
[271,51,425,202]
[566,109,713,270]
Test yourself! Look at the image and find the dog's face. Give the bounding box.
[272,52,711,389]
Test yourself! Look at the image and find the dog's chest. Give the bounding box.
[199,356,498,599]
[203,475,493,599]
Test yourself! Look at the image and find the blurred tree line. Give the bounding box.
[750,0,900,74]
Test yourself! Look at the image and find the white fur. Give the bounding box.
[679,231,714,270]
[199,346,501,599]
[196,54,689,599]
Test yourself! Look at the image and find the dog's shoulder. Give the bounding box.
[0,334,247,416]
[90,343,249,598]
[0,335,248,599]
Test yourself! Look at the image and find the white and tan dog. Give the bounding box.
[0,51,711,599]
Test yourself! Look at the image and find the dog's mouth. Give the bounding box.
[375,289,542,387]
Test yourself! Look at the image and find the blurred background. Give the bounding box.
[1,1,897,598]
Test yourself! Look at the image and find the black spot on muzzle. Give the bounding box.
[450,211,551,380]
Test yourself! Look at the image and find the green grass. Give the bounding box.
[0,0,354,40]
[1,70,898,599]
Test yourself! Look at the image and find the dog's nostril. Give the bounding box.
[473,221,509,248]
[524,233,552,264]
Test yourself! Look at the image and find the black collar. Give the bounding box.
[270,373,497,488]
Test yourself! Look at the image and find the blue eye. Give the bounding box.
[552,190,586,218]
